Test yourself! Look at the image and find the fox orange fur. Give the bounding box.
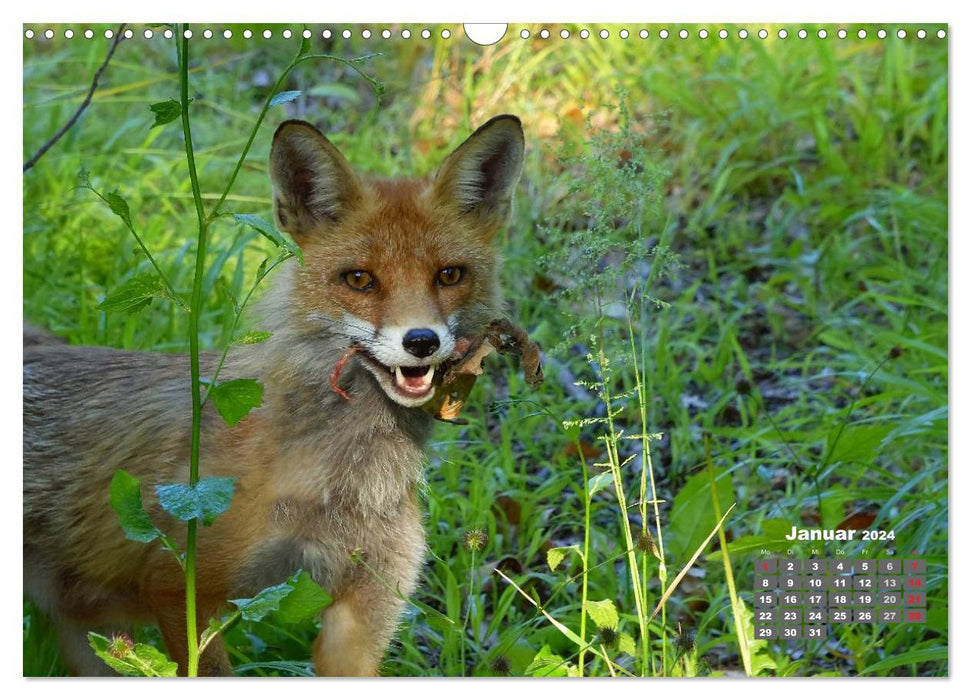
[23,115,525,675]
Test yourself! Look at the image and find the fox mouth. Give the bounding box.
[357,351,439,405]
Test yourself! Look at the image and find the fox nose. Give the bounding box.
[402,328,440,358]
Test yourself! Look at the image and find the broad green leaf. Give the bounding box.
[666,467,734,565]
[208,377,264,427]
[98,275,170,313]
[235,331,273,345]
[587,470,613,497]
[104,191,133,229]
[524,644,571,677]
[155,477,236,527]
[298,34,311,56]
[149,99,182,128]
[546,545,581,572]
[110,470,163,543]
[230,576,295,622]
[270,90,302,106]
[860,646,948,675]
[736,600,776,676]
[585,598,619,630]
[617,632,636,657]
[233,214,304,264]
[825,424,892,465]
[88,632,178,677]
[274,570,333,624]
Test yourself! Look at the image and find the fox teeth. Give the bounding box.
[392,365,436,390]
[394,366,405,385]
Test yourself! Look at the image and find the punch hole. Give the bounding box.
[362,29,371,39]
[441,29,451,39]
[579,29,589,39]
[600,29,609,39]
[65,29,74,39]
[858,29,867,39]
[382,29,392,38]
[225,30,234,39]
[620,29,629,39]
[937,30,946,39]
[183,29,192,39]
[164,29,173,39]
[659,29,669,39]
[837,29,847,39]
[540,29,550,39]
[718,29,728,39]
[917,29,926,39]
[779,29,788,39]
[24,29,34,39]
[84,29,94,39]
[464,24,507,46]
[402,29,411,39]
[897,29,907,39]
[639,29,648,39]
[303,29,312,39]
[738,29,748,39]
[243,29,252,39]
[798,29,808,39]
[699,29,709,39]
[520,29,530,39]
[422,29,431,39]
[877,29,887,39]
[679,29,688,39]
[323,29,333,39]
[203,29,213,39]
[124,29,133,39]
[143,29,152,39]
[342,30,351,39]
[758,29,767,39]
[263,29,272,39]
[560,29,570,39]
[817,29,827,39]
[283,29,293,39]
[106,29,114,39]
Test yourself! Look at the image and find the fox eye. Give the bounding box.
[436,266,464,286]
[343,270,375,291]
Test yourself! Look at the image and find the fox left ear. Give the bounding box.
[432,115,525,229]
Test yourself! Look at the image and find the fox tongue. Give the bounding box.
[393,365,435,394]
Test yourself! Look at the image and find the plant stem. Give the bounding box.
[177,23,209,678]
[573,433,593,676]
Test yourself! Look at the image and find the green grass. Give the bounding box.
[23,23,947,677]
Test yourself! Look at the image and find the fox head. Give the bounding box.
[269,115,525,408]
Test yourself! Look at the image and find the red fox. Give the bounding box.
[23,115,525,675]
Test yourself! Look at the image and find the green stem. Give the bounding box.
[177,23,209,678]
[573,433,592,676]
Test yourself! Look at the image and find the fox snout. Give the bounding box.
[402,328,440,358]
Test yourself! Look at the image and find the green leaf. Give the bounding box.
[109,470,163,543]
[859,646,948,675]
[88,632,178,677]
[546,544,581,572]
[149,99,182,128]
[585,598,619,630]
[617,632,636,657]
[208,377,264,427]
[270,90,302,106]
[524,644,571,677]
[235,331,273,345]
[306,83,362,104]
[155,477,236,527]
[825,424,892,465]
[667,467,734,566]
[77,167,91,189]
[230,577,296,622]
[736,599,777,676]
[587,470,613,497]
[298,34,311,57]
[233,214,304,264]
[98,274,170,313]
[274,570,333,624]
[104,190,133,229]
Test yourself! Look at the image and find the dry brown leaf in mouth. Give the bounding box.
[424,318,544,424]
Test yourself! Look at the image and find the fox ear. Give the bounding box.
[432,115,525,228]
[269,120,363,238]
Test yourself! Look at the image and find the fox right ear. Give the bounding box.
[269,121,363,238]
